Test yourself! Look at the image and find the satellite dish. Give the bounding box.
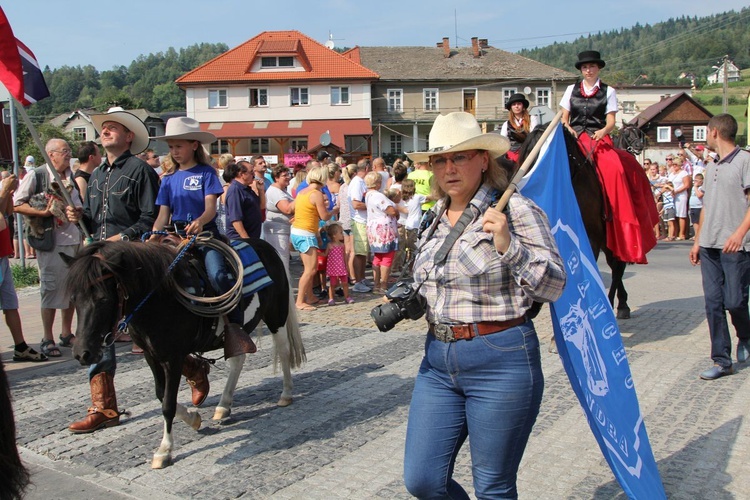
[529,105,555,125]
[324,40,335,50]
[523,86,532,95]
[320,131,331,146]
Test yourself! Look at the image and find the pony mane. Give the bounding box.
[66,241,181,298]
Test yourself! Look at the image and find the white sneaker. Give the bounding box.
[352,281,372,293]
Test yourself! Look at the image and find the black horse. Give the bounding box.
[615,123,647,156]
[517,126,631,319]
[67,239,305,468]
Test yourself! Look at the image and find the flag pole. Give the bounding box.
[11,96,91,239]
[494,109,563,211]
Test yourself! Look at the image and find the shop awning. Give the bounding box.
[200,118,372,147]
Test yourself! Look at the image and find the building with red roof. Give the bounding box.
[176,30,378,163]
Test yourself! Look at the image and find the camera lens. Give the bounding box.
[370,302,405,332]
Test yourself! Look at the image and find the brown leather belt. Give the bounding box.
[431,316,526,343]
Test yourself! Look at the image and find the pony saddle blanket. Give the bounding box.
[230,240,273,299]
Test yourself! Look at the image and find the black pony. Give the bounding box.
[67,239,305,468]
[517,126,631,319]
[615,123,647,156]
[0,359,30,499]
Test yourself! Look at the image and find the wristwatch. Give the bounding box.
[119,234,130,242]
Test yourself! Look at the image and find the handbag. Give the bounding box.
[24,166,56,252]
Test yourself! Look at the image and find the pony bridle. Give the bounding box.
[89,271,130,347]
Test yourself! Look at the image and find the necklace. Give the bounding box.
[579,80,599,98]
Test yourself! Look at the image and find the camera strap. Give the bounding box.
[432,203,475,267]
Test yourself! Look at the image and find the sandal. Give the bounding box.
[59,333,76,347]
[39,339,62,357]
[13,346,48,362]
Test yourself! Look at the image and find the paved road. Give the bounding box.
[4,240,749,499]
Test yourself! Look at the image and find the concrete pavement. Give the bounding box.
[3,240,749,499]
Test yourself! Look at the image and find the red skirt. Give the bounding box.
[577,135,659,264]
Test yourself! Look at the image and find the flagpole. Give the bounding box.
[11,96,91,239]
[494,109,563,211]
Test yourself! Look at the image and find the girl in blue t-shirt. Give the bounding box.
[151,118,252,350]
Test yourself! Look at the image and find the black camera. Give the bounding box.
[370,279,426,332]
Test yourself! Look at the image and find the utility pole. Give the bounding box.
[722,54,729,113]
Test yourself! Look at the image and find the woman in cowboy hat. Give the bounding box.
[498,92,539,162]
[402,112,566,498]
[151,117,257,374]
[560,50,659,264]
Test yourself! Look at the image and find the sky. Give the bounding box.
[3,1,749,71]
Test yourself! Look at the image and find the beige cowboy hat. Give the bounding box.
[151,116,216,144]
[91,107,150,155]
[407,112,510,163]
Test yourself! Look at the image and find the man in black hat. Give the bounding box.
[317,150,332,165]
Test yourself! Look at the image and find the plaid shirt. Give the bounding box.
[413,184,566,326]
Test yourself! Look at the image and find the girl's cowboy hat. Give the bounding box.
[575,50,606,70]
[407,112,509,163]
[505,93,529,110]
[151,117,217,144]
[91,106,150,155]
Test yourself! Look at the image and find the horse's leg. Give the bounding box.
[605,251,630,319]
[213,353,245,420]
[152,360,194,469]
[274,325,294,407]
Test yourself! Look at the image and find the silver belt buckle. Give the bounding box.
[433,323,454,343]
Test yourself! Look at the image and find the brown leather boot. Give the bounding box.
[224,322,257,359]
[68,372,120,434]
[182,354,210,407]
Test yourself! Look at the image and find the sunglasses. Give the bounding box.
[430,150,481,169]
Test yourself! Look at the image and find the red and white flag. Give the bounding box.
[0,7,49,106]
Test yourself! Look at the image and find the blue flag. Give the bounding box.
[518,124,666,499]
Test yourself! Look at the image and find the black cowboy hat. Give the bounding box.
[505,93,529,111]
[575,50,606,70]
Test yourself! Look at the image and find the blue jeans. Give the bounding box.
[201,246,243,325]
[403,320,543,499]
[88,342,116,380]
[700,247,750,367]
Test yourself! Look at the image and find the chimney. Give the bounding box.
[471,37,479,58]
[442,37,450,58]
[479,38,489,48]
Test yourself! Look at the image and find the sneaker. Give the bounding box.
[738,340,750,363]
[699,364,734,380]
[316,288,329,299]
[345,297,355,304]
[364,279,374,287]
[352,281,372,293]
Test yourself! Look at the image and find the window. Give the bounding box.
[622,101,636,114]
[387,89,403,112]
[148,126,158,137]
[536,88,551,107]
[502,88,517,107]
[390,134,402,154]
[249,88,268,107]
[261,56,295,68]
[330,86,350,105]
[251,138,270,154]
[208,89,227,108]
[291,139,307,152]
[657,126,671,143]
[73,127,87,140]
[423,89,438,111]
[693,126,707,142]
[290,87,309,106]
[210,140,230,155]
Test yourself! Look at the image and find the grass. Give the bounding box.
[11,263,39,289]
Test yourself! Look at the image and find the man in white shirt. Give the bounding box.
[348,160,372,292]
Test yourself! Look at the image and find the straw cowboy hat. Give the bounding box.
[91,107,150,155]
[505,93,529,111]
[575,50,606,70]
[151,117,216,144]
[407,112,510,163]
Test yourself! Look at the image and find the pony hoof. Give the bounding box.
[212,407,231,421]
[151,454,173,469]
[617,308,631,320]
[277,397,293,407]
[188,411,201,431]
